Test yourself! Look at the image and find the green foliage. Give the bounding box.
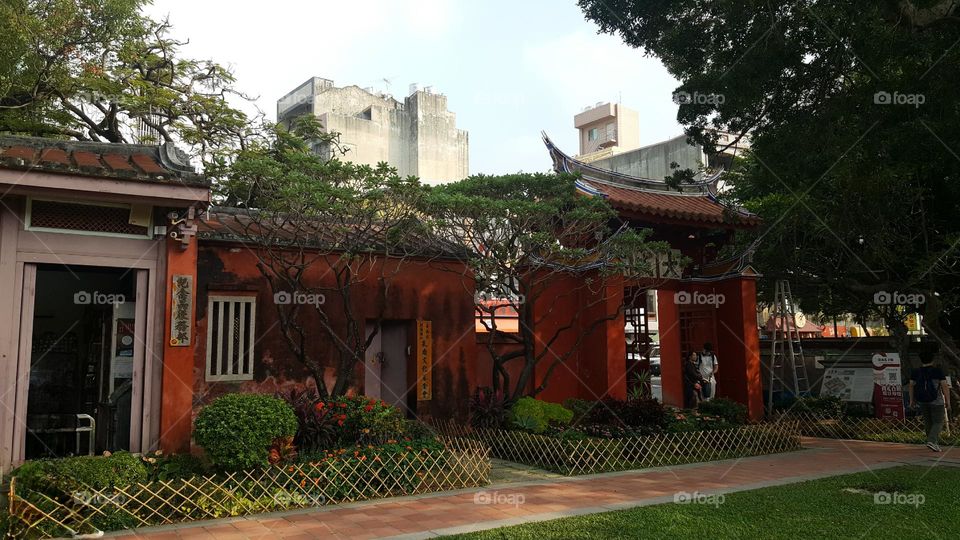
[562,398,595,423]
[13,451,148,496]
[287,393,415,452]
[779,396,846,418]
[0,0,250,158]
[579,0,960,367]
[697,398,749,425]
[141,450,209,482]
[510,397,573,433]
[194,393,298,470]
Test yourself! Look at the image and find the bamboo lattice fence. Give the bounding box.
[771,412,960,445]
[7,439,490,539]
[434,422,801,475]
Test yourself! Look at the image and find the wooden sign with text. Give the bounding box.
[416,320,432,401]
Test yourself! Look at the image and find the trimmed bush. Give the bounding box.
[510,397,573,433]
[13,451,148,496]
[194,393,298,470]
[697,398,748,425]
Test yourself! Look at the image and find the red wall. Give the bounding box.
[167,243,476,452]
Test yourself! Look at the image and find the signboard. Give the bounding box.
[170,275,193,346]
[416,320,433,401]
[820,367,875,402]
[872,353,905,420]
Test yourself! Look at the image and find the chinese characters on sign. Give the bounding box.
[872,353,905,420]
[416,320,432,401]
[170,275,193,346]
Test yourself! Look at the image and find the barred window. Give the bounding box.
[205,295,256,381]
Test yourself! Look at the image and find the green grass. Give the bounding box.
[444,465,960,539]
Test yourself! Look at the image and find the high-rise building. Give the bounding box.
[277,77,469,185]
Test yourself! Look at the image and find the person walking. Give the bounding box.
[909,351,951,452]
[683,351,704,409]
[698,342,719,401]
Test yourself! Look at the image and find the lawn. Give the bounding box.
[443,465,960,539]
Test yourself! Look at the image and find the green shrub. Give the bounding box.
[697,398,748,424]
[562,398,595,422]
[13,451,148,496]
[510,397,573,433]
[781,396,845,418]
[142,450,209,481]
[194,393,298,470]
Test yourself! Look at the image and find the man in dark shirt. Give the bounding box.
[909,351,951,452]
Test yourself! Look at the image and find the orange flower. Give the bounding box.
[315,402,325,411]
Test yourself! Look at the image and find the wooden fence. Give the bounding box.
[434,422,801,475]
[7,439,489,539]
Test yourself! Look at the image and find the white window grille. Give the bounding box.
[206,295,256,381]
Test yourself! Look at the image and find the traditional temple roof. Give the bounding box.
[0,135,208,186]
[543,134,760,228]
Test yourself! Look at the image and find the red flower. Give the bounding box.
[314,402,325,411]
[337,420,344,426]
[364,405,374,412]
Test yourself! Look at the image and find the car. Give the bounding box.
[649,345,661,376]
[627,345,661,377]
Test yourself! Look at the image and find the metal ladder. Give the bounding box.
[767,279,811,411]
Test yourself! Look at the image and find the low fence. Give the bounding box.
[772,412,960,445]
[434,422,801,476]
[7,439,490,539]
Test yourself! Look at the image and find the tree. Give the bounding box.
[0,0,250,159]
[423,173,675,403]
[580,0,960,368]
[215,118,427,398]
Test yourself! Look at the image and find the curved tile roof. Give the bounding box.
[543,133,759,228]
[0,135,208,186]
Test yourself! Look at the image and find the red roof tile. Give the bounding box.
[0,136,208,186]
[72,150,102,169]
[2,146,36,162]
[102,153,135,171]
[581,179,761,227]
[39,148,71,166]
[131,154,166,174]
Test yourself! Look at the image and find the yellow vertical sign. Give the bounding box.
[417,320,433,401]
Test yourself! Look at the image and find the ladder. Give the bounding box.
[767,280,811,411]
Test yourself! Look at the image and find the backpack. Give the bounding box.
[915,367,940,403]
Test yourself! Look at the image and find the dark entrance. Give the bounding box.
[25,264,136,458]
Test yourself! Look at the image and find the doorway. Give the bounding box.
[24,264,136,459]
[364,321,412,416]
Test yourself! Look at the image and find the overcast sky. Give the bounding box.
[145,0,683,175]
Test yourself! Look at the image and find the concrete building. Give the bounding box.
[573,102,749,182]
[277,77,469,185]
[574,102,640,156]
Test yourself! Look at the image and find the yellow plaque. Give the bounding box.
[416,320,433,401]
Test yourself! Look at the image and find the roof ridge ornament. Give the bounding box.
[159,142,195,174]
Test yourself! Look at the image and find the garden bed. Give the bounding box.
[6,437,490,539]
[435,422,801,475]
[772,411,960,445]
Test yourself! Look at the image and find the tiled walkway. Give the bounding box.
[110,438,949,540]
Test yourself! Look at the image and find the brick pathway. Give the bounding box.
[109,438,950,540]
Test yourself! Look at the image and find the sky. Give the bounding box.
[145,0,684,175]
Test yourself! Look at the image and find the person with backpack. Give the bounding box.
[698,342,719,401]
[909,351,951,452]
